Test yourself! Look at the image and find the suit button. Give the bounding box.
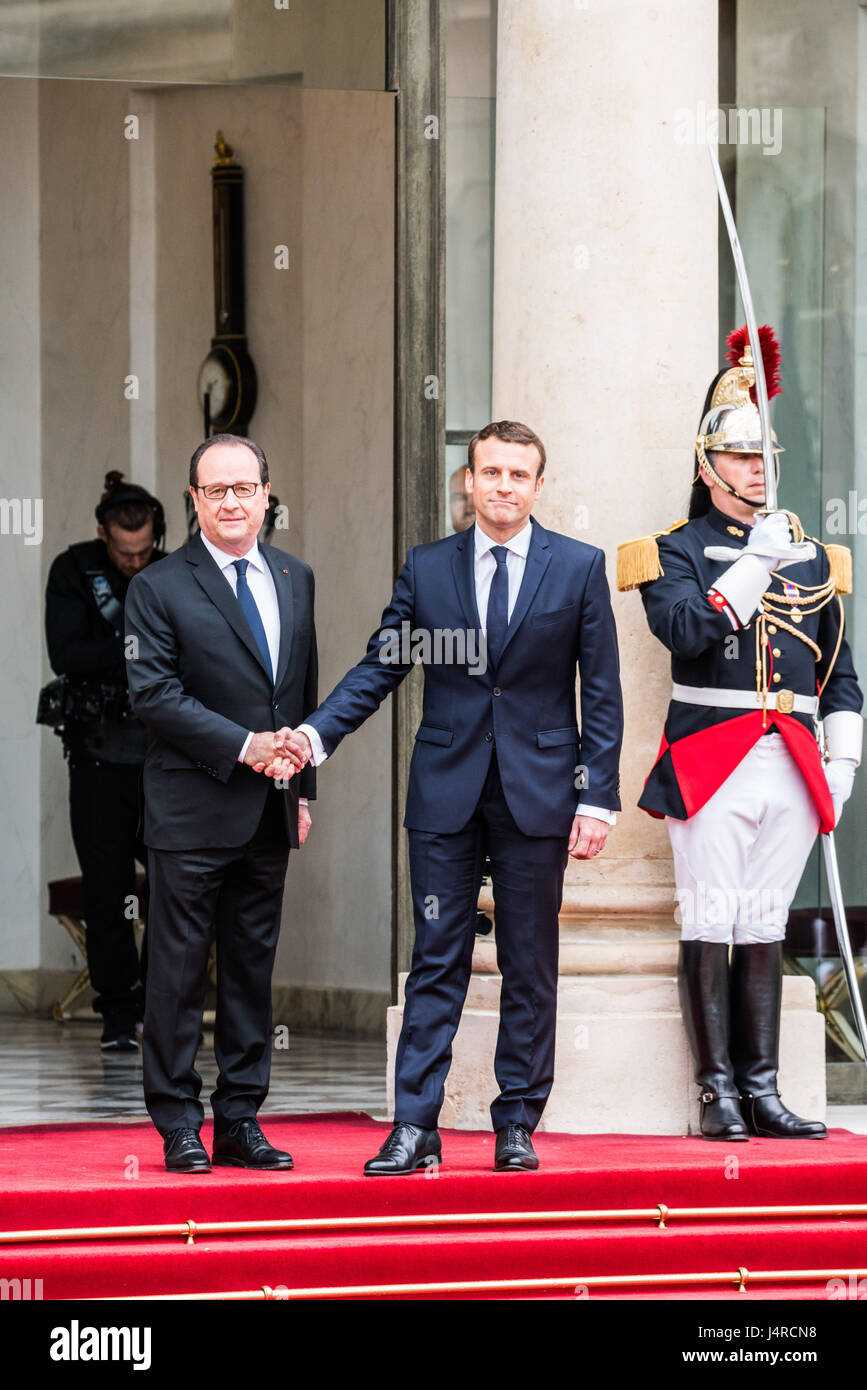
[493,687,501,696]
[772,647,781,658]
[767,624,777,634]
[485,732,493,741]
[272,701,279,710]
[772,672,781,683]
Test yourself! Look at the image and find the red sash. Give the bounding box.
[646,712,834,832]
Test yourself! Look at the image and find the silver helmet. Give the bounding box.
[697,400,784,457]
[695,334,784,504]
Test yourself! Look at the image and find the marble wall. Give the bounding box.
[2,0,386,90]
[1,76,395,1018]
[148,84,395,1006]
[0,78,42,978]
[38,78,136,977]
[290,90,395,1005]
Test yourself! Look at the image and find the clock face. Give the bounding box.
[197,352,231,416]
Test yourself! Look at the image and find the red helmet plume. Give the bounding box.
[726,323,782,402]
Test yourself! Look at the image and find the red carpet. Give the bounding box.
[2,1113,866,1300]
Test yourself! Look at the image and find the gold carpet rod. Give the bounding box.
[4,1201,867,1246]
[88,1265,867,1300]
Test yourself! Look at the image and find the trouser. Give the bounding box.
[142,785,290,1136]
[67,758,146,1018]
[667,732,820,944]
[397,752,569,1132]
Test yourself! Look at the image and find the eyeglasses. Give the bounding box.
[193,482,263,501]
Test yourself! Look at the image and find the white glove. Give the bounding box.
[748,510,792,558]
[825,758,857,827]
[746,510,816,571]
[705,512,814,570]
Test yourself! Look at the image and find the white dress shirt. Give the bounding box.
[300,519,614,825]
[199,532,307,804]
[473,515,533,626]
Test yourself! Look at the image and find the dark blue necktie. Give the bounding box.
[233,558,272,678]
[486,545,509,669]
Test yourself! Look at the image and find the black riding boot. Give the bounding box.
[678,941,749,1141]
[730,941,827,1139]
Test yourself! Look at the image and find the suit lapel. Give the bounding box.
[498,517,552,661]
[451,530,482,634]
[186,533,275,684]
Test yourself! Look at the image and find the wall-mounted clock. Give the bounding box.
[196,131,258,436]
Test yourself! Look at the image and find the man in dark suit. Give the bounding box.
[125,433,317,1173]
[276,420,623,1173]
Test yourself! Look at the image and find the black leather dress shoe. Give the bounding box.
[363,1123,441,1176]
[494,1124,539,1171]
[212,1119,293,1170]
[100,1012,138,1052]
[163,1127,211,1174]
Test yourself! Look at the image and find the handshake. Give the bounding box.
[242,727,313,780]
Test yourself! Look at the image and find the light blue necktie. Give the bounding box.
[232,558,272,679]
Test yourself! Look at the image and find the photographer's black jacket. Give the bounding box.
[45,538,165,761]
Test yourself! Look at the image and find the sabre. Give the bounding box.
[707,146,777,509]
[822,830,867,1059]
[707,144,867,1066]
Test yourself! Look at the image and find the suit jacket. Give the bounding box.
[639,503,862,828]
[305,516,623,838]
[124,532,317,851]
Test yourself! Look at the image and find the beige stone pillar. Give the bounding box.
[387,0,825,1133]
[490,0,721,941]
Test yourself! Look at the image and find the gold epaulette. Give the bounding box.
[823,542,853,595]
[616,519,688,592]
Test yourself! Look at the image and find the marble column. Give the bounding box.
[387,0,825,1132]
[0,76,43,1008]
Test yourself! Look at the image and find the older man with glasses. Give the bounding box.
[125,433,317,1173]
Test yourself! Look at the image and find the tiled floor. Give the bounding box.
[0,1015,865,1134]
[0,1017,388,1128]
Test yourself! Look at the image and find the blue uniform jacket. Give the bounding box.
[638,503,862,822]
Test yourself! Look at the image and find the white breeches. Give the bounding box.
[667,732,821,945]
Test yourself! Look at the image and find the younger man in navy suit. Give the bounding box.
[272,421,624,1173]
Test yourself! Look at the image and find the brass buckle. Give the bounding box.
[776,689,795,714]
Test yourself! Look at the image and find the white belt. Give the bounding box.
[671,683,818,716]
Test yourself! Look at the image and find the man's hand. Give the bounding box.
[245,731,304,779]
[298,802,312,846]
[748,510,792,556]
[747,511,816,572]
[825,757,857,828]
[568,814,609,860]
[274,727,313,770]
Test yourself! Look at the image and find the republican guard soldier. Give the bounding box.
[618,327,863,1141]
